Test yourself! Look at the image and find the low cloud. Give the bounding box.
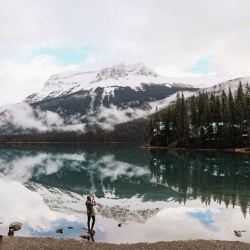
[0,102,85,134]
[0,55,81,105]
[0,90,191,134]
[87,104,148,130]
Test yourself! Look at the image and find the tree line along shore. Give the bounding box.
[0,81,250,150]
[149,81,250,149]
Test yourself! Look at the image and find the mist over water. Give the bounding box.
[0,144,250,243]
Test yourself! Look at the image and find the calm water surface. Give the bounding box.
[0,144,250,243]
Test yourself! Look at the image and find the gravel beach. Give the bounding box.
[0,237,250,250]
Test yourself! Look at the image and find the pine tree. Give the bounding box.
[204,99,212,141]
[181,93,189,143]
[236,81,246,120]
[221,90,231,147]
[190,95,198,135]
[162,106,173,145]
[228,87,236,146]
[149,117,154,137]
[209,94,215,122]
[245,82,250,144]
[175,92,182,139]
[204,99,212,126]
[214,96,222,123]
[198,91,206,127]
[154,106,161,146]
[228,87,235,125]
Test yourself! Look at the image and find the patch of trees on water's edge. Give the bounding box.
[149,81,250,149]
[0,118,149,144]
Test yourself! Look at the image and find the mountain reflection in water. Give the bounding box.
[0,143,250,243]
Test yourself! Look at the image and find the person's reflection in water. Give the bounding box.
[85,195,96,234]
[88,233,95,242]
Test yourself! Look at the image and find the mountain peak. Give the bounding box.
[94,62,158,82]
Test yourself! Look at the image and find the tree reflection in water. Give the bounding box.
[149,149,250,217]
[1,143,250,218]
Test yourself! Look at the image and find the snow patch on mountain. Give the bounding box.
[201,76,250,96]
[24,62,233,104]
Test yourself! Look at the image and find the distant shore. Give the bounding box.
[141,144,250,153]
[1,142,250,153]
[0,141,141,144]
[1,237,250,250]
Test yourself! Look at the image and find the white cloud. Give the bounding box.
[0,102,85,133]
[0,55,80,105]
[0,178,77,235]
[1,0,250,104]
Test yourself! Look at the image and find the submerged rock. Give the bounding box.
[56,229,63,233]
[9,222,22,231]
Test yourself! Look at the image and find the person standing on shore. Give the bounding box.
[86,195,96,233]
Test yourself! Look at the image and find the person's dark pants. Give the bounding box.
[87,215,95,230]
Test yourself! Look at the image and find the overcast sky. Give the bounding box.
[1,0,250,105]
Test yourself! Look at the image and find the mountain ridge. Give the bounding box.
[0,63,250,135]
[24,62,230,104]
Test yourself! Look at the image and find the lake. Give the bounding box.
[0,143,250,243]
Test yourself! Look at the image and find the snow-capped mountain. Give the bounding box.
[201,76,250,96]
[25,62,229,105]
[0,62,249,135]
[23,63,202,118]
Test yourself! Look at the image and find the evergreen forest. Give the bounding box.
[149,81,250,148]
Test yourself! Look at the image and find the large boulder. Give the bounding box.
[9,222,22,231]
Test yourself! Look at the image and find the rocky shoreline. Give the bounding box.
[0,237,250,250]
[1,223,249,249]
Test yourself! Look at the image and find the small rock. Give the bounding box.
[79,233,91,239]
[0,222,2,224]
[68,226,74,229]
[81,228,88,230]
[9,222,22,231]
[234,230,242,237]
[0,235,3,242]
[241,230,247,232]
[8,229,14,236]
[56,229,63,233]
[118,223,122,227]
